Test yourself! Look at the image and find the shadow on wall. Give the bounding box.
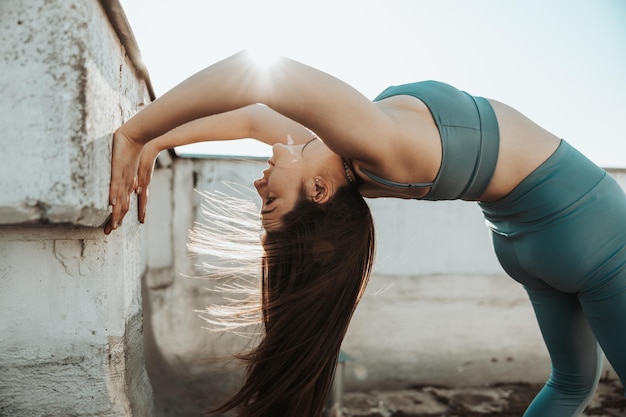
[140,155,626,416]
[140,158,267,416]
[142,272,251,417]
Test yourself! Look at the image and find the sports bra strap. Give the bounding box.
[372,81,499,201]
[359,167,433,189]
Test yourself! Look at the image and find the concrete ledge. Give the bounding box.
[0,1,155,415]
[0,0,152,227]
[342,273,617,390]
[0,223,154,415]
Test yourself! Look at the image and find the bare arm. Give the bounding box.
[140,103,315,151]
[106,50,394,234]
[105,104,315,234]
[118,50,392,158]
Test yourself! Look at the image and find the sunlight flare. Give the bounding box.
[247,46,281,71]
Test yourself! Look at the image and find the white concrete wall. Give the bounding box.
[0,0,154,415]
[188,160,540,391]
[11,1,624,415]
[143,158,262,416]
[143,156,625,414]
[346,166,623,389]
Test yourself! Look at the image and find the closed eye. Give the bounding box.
[301,136,319,155]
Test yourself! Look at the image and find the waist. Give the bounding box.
[479,140,606,236]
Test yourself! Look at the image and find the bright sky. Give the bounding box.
[120,0,626,167]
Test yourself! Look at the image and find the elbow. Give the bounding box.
[244,103,273,139]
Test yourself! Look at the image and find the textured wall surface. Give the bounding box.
[11,1,626,416]
[142,157,624,415]
[0,0,147,226]
[0,226,151,416]
[0,0,154,415]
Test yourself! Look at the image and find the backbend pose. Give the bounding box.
[106,50,626,417]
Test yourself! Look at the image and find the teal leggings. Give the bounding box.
[479,141,626,417]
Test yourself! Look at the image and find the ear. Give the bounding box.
[312,177,332,205]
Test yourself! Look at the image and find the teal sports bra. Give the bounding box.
[368,81,500,201]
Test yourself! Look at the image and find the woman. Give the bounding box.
[106,50,626,417]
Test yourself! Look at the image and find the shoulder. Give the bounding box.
[346,95,442,180]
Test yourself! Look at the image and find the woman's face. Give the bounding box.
[253,138,341,231]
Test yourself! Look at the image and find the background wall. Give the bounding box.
[2,1,623,415]
[143,155,624,416]
[0,0,154,415]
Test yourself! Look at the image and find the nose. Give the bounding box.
[253,176,264,191]
[254,168,269,191]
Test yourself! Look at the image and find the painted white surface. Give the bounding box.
[5,0,622,412]
[0,0,149,227]
[141,152,624,415]
[0,227,147,415]
[0,0,154,415]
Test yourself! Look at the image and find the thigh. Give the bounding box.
[569,176,626,387]
[579,271,626,389]
[526,287,601,381]
[522,287,602,416]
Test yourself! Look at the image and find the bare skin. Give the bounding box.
[105,50,560,234]
[356,95,561,200]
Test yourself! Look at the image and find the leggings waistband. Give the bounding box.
[479,140,607,236]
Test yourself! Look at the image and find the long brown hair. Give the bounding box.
[207,184,375,416]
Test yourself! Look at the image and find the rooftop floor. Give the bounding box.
[336,378,625,417]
